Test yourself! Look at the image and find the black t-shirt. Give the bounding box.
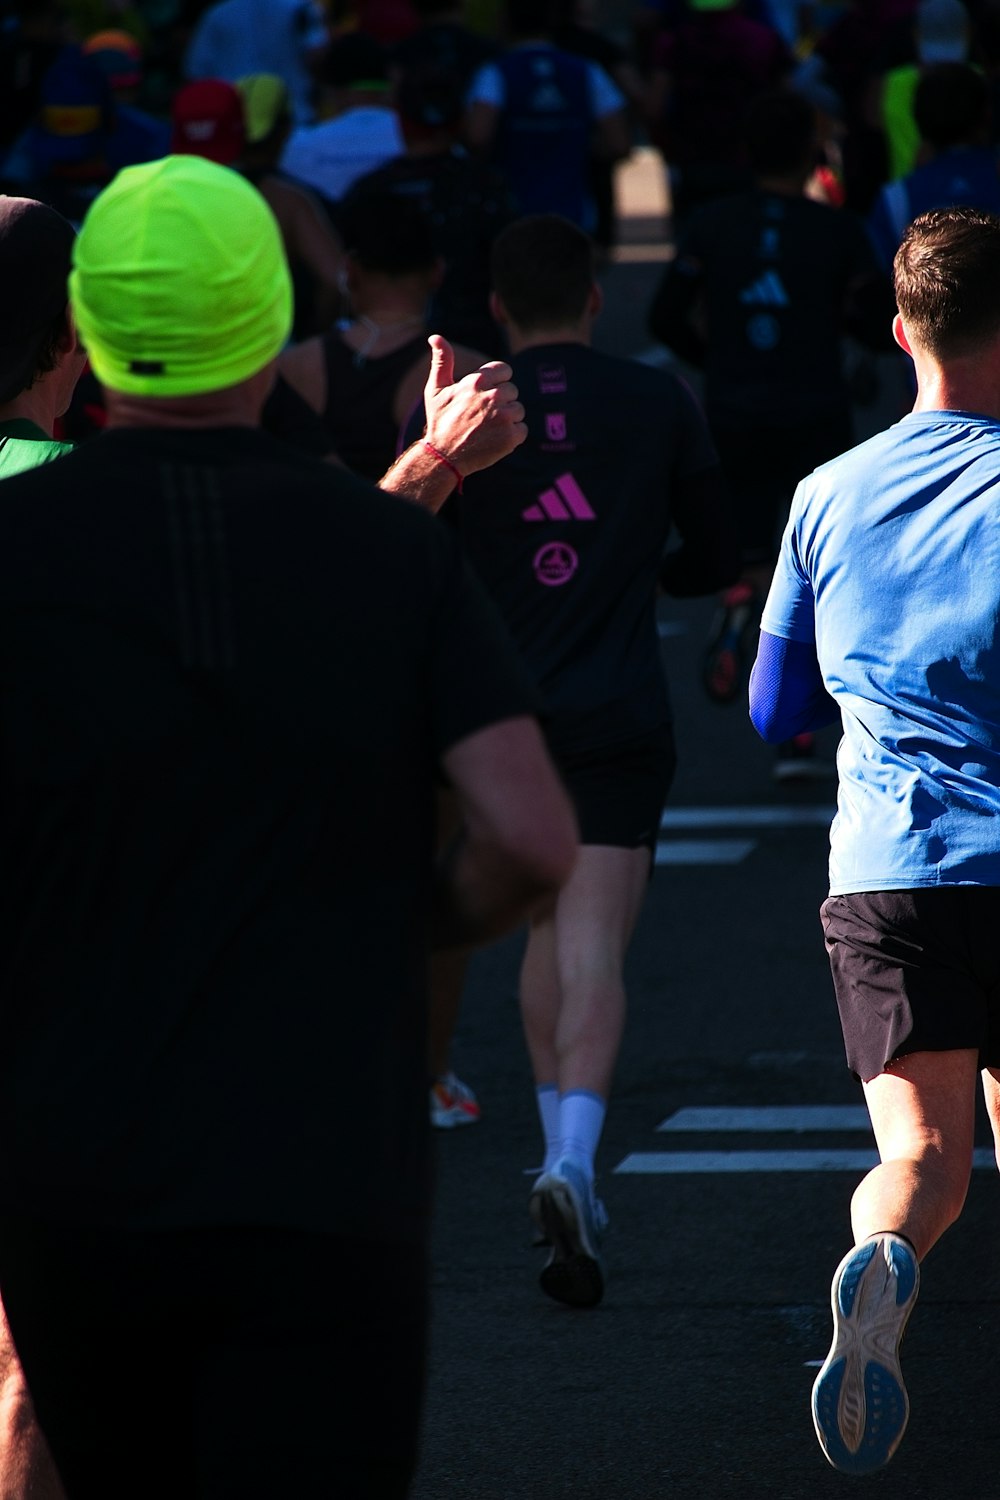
[649,188,888,427]
[0,425,535,1241]
[453,344,719,754]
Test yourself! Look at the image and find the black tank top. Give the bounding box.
[320,331,428,481]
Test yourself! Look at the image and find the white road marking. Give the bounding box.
[658,1105,871,1133]
[653,839,756,866]
[615,1148,998,1174]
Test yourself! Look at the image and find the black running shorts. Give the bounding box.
[556,725,676,854]
[821,887,1000,1082]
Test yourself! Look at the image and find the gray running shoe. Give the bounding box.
[812,1233,920,1475]
[529,1157,606,1308]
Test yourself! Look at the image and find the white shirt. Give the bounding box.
[280,106,404,202]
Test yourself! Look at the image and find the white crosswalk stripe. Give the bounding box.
[615,1104,998,1174]
[654,804,834,866]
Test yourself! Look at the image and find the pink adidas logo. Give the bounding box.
[522,473,596,523]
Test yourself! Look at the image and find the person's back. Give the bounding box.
[0,419,72,476]
[0,429,503,1226]
[318,327,431,475]
[348,64,514,352]
[648,0,790,216]
[766,409,1000,888]
[280,32,404,205]
[868,62,1000,271]
[0,152,574,1498]
[0,192,87,1500]
[280,191,485,478]
[236,73,344,336]
[659,187,881,425]
[650,88,889,426]
[2,45,168,224]
[649,86,891,723]
[184,0,329,124]
[878,0,971,183]
[488,42,592,220]
[458,343,707,746]
[464,0,628,231]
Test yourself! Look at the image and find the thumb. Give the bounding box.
[425,334,455,398]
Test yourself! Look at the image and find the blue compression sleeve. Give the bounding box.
[749,630,839,744]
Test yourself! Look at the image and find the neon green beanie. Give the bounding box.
[70,154,292,397]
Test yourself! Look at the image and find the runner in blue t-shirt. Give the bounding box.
[464,0,629,232]
[750,204,1000,1478]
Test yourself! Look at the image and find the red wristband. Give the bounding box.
[423,440,464,494]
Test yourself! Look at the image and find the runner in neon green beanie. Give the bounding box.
[70,153,293,397]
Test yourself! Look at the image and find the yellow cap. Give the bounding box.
[237,73,290,145]
[70,154,292,397]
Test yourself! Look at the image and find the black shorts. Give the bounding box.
[821,887,1000,1082]
[556,725,676,854]
[712,414,854,567]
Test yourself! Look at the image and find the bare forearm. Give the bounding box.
[434,716,578,947]
[379,441,458,513]
[430,830,570,948]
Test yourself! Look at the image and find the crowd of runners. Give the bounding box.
[0,0,999,1495]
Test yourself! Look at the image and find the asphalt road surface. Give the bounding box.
[408,154,1000,1500]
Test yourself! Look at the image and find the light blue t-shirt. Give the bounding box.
[762,409,1000,893]
[184,0,328,125]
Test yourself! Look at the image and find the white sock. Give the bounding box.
[557,1090,607,1180]
[536,1084,561,1172]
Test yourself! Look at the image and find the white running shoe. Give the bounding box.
[429,1071,481,1129]
[812,1232,920,1475]
[529,1157,607,1308]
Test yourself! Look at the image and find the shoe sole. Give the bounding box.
[811,1235,919,1475]
[529,1174,604,1309]
[430,1107,480,1129]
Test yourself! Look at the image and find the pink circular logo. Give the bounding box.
[533,542,579,587]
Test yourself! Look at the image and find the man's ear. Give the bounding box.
[587,281,603,320]
[489,290,508,326]
[57,304,80,358]
[892,312,912,356]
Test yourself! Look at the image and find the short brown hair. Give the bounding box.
[893,206,1000,358]
[491,215,595,332]
[0,196,75,404]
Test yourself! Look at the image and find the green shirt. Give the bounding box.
[0,418,74,479]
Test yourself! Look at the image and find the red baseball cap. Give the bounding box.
[171,80,245,166]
